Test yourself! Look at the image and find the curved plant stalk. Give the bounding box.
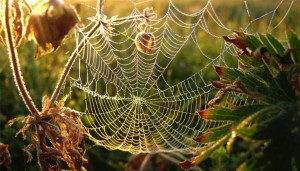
[49,21,102,106]
[4,0,39,116]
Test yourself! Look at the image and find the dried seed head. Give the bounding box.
[135,31,155,54]
[26,0,81,53]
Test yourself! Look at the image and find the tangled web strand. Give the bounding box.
[69,0,295,154]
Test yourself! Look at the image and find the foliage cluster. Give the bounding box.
[181,29,300,170]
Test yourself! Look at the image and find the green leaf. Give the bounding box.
[199,104,267,121]
[194,124,232,143]
[267,33,285,56]
[244,34,262,50]
[239,54,264,67]
[236,126,267,140]
[259,34,277,56]
[215,66,242,82]
[180,135,230,170]
[287,27,300,64]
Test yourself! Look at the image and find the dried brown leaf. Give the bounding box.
[57,94,69,110]
[12,0,24,47]
[23,144,34,163]
[26,0,81,53]
[7,117,20,126]
[42,95,50,112]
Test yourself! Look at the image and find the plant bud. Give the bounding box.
[26,0,80,53]
[135,31,155,54]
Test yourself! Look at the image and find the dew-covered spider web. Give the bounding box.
[66,0,296,154]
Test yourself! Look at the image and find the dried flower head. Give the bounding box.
[26,0,81,52]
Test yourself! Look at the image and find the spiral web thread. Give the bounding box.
[68,0,295,154]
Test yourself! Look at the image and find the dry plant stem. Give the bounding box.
[4,0,39,116]
[22,0,32,12]
[139,153,153,171]
[98,0,105,15]
[50,21,102,106]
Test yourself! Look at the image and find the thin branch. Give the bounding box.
[139,153,153,171]
[22,0,32,12]
[50,21,102,106]
[4,0,39,116]
[98,0,105,15]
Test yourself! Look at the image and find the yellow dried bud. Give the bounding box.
[135,31,155,54]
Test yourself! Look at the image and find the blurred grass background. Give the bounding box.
[0,0,299,170]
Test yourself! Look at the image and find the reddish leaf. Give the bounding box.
[211,81,227,89]
[198,109,211,120]
[223,35,250,55]
[215,66,226,79]
[193,131,210,143]
[179,160,194,170]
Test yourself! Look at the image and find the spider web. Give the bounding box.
[67,0,296,154]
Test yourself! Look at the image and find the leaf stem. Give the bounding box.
[4,0,39,116]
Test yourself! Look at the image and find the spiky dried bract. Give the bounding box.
[135,31,155,54]
[10,95,87,170]
[26,0,81,53]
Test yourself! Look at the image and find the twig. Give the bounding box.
[98,0,105,15]
[22,0,32,12]
[49,21,102,106]
[4,0,39,116]
[139,153,153,171]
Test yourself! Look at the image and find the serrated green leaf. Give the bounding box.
[194,124,232,143]
[200,104,267,121]
[267,33,285,56]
